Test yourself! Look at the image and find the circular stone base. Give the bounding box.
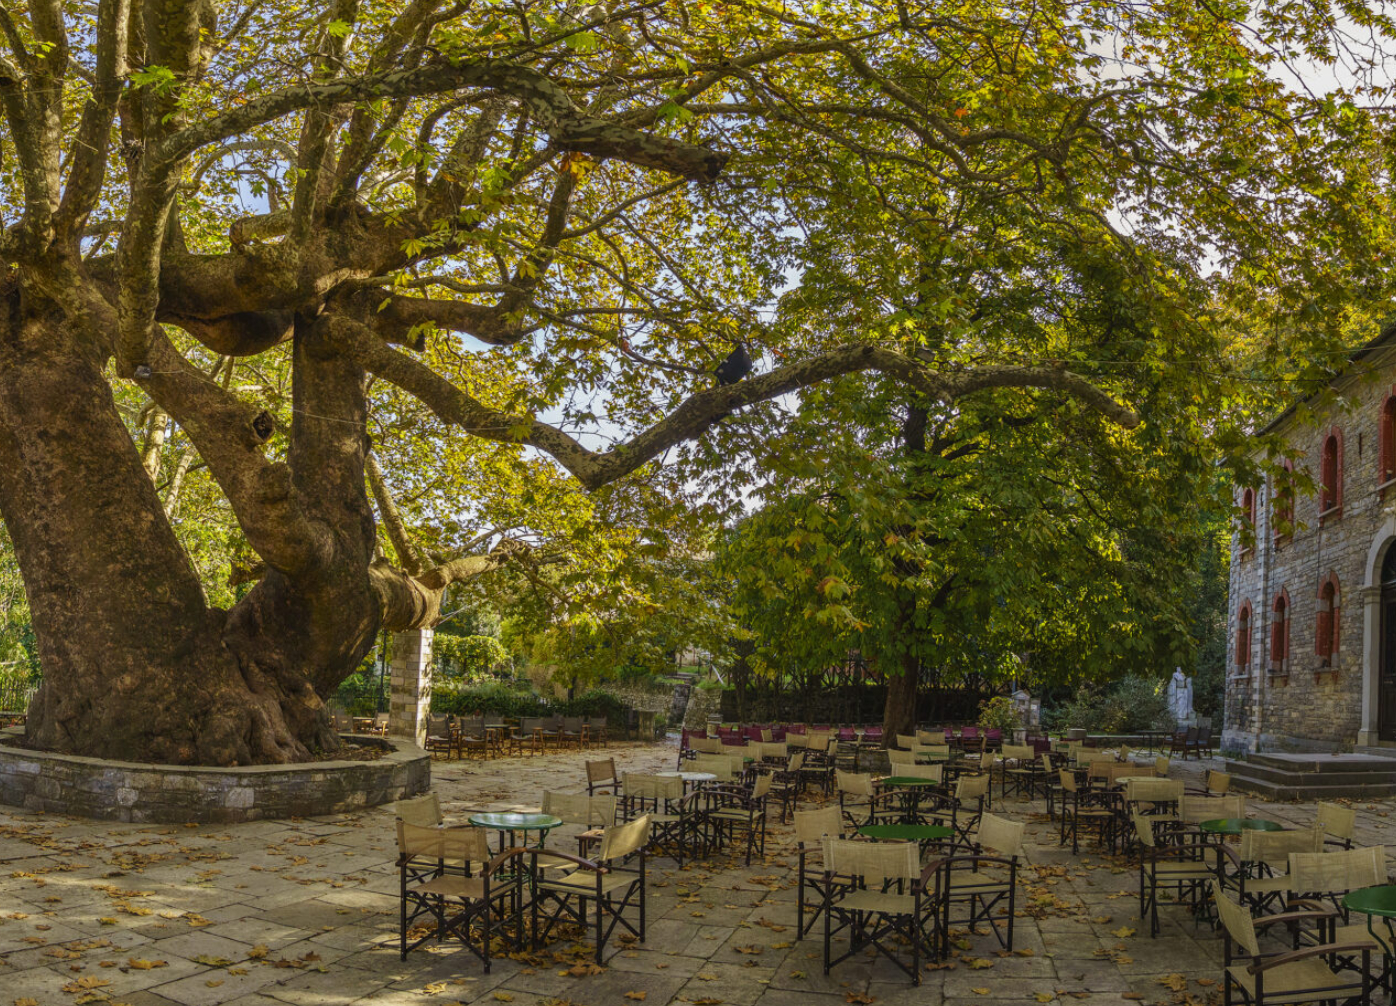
[0,729,430,823]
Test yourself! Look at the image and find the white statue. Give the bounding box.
[1168,667,1194,725]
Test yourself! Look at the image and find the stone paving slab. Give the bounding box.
[1,743,1392,1005]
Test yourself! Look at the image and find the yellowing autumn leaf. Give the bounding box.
[127,958,167,970]
[971,989,990,996]
[1111,927,1136,938]
[624,993,647,1001]
[492,995,514,1003]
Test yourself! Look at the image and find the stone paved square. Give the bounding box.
[0,742,1389,1005]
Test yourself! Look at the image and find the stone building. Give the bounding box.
[1224,328,1396,753]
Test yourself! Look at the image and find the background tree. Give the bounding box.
[0,0,1387,763]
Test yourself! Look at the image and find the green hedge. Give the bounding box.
[430,683,633,725]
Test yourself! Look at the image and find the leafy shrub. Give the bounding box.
[333,668,382,718]
[977,695,1019,732]
[1043,675,1171,733]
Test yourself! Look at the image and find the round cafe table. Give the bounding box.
[657,770,717,794]
[468,812,562,852]
[1342,884,1396,958]
[1197,818,1285,837]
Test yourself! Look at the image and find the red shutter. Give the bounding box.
[1315,609,1332,658]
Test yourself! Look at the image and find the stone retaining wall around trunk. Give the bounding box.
[0,730,430,823]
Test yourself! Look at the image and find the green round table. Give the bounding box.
[1197,818,1284,836]
[468,812,562,851]
[1341,884,1396,957]
[857,823,952,843]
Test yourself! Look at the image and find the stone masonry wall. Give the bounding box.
[0,731,430,823]
[1224,359,1396,753]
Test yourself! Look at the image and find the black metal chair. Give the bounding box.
[531,815,651,963]
[395,821,524,972]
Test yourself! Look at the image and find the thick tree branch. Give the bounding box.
[365,449,423,576]
[55,0,129,238]
[322,311,1139,492]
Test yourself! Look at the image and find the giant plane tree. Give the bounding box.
[0,0,1386,764]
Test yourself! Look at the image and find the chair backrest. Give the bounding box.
[896,733,918,750]
[587,758,618,786]
[1178,794,1246,824]
[599,815,652,862]
[1059,769,1080,795]
[916,730,938,745]
[623,772,683,801]
[1154,756,1170,777]
[787,751,806,773]
[900,762,943,782]
[1184,726,1199,742]
[394,792,443,827]
[760,742,788,761]
[976,813,1024,857]
[1289,845,1386,896]
[1317,801,1356,842]
[689,755,735,781]
[961,726,979,738]
[836,769,875,797]
[794,807,843,847]
[542,791,617,828]
[1239,825,1323,868]
[1003,744,1034,761]
[396,820,489,863]
[564,716,583,730]
[1206,769,1231,795]
[691,736,724,755]
[1212,882,1260,957]
[807,732,831,752]
[786,732,809,749]
[956,773,990,801]
[1125,778,1184,805]
[751,775,773,800]
[522,716,544,732]
[824,836,917,884]
[1131,811,1157,848]
[979,750,995,770]
[888,747,915,765]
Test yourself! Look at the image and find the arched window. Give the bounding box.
[1273,460,1295,542]
[1320,428,1343,517]
[1240,487,1256,536]
[1315,573,1340,666]
[1382,392,1396,483]
[1236,601,1252,672]
[1270,589,1290,672]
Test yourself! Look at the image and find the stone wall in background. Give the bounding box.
[0,731,429,823]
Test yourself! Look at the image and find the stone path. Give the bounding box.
[0,742,1390,1006]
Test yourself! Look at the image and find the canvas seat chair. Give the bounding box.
[1059,770,1118,855]
[933,813,1023,953]
[836,770,901,831]
[1000,744,1044,801]
[1132,811,1213,937]
[706,775,771,865]
[768,751,804,824]
[586,758,619,796]
[539,792,616,866]
[822,836,943,984]
[690,736,724,755]
[424,714,456,759]
[1185,768,1232,797]
[1318,802,1357,850]
[531,815,651,963]
[916,773,991,852]
[395,821,526,971]
[895,733,919,751]
[1125,777,1184,820]
[794,807,843,940]
[587,715,609,747]
[560,716,586,749]
[1179,793,1247,825]
[689,753,738,783]
[622,773,703,865]
[1220,826,1325,915]
[1213,881,1373,1006]
[1288,845,1390,988]
[888,747,917,767]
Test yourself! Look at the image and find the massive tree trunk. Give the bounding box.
[882,648,920,742]
[0,307,335,763]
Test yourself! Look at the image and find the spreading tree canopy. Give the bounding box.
[0,0,1387,763]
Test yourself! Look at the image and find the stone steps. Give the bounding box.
[1224,752,1396,800]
